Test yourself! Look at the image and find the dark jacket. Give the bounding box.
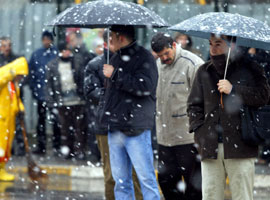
[187,56,270,160]
[72,44,96,99]
[46,56,85,108]
[103,41,158,135]
[84,49,113,135]
[0,52,18,66]
[28,46,58,101]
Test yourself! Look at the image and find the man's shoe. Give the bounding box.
[32,149,46,155]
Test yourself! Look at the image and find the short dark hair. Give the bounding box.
[151,32,174,53]
[0,36,11,42]
[58,41,68,52]
[110,25,135,41]
[42,30,54,41]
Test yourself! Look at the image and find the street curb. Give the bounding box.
[7,165,103,178]
[7,165,270,188]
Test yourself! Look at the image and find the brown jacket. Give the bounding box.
[187,57,270,160]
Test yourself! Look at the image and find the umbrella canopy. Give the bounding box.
[47,0,169,28]
[168,12,270,50]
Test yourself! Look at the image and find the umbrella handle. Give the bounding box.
[221,38,233,109]
[220,93,224,109]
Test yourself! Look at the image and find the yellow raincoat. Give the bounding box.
[0,57,28,162]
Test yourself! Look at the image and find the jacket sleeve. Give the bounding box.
[187,68,205,133]
[232,63,270,107]
[0,57,28,88]
[187,60,204,89]
[84,59,104,105]
[45,61,55,108]
[112,55,158,97]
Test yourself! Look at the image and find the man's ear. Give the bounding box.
[103,42,107,49]
[172,42,177,49]
[119,35,125,43]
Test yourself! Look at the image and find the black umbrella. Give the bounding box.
[47,0,169,28]
[168,12,270,79]
[47,0,169,63]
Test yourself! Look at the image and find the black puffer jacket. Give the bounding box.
[103,41,158,136]
[84,49,113,135]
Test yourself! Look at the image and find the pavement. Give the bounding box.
[4,153,270,200]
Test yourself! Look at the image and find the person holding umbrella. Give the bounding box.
[187,34,270,200]
[84,29,143,200]
[102,25,160,200]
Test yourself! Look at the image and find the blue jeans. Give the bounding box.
[108,130,160,200]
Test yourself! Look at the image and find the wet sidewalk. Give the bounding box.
[3,154,270,200]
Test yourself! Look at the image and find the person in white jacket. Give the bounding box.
[151,32,204,200]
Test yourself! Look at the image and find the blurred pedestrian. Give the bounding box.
[151,32,204,200]
[68,30,98,160]
[0,57,28,181]
[68,30,96,66]
[0,37,18,63]
[187,34,270,200]
[0,37,25,156]
[28,30,60,155]
[92,29,105,56]
[101,25,160,200]
[174,33,203,58]
[84,29,143,200]
[46,42,87,160]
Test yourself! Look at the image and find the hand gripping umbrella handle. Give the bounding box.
[220,44,232,109]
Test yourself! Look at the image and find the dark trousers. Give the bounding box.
[12,117,25,156]
[48,108,61,151]
[58,105,87,157]
[158,144,202,200]
[36,101,47,152]
[36,101,61,152]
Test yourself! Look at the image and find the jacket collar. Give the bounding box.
[205,55,245,77]
[116,40,138,57]
[205,61,213,71]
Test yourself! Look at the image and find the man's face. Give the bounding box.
[156,42,176,65]
[109,32,121,52]
[0,39,12,57]
[42,37,53,49]
[61,49,72,58]
[209,35,229,56]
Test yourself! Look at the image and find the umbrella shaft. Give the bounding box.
[224,46,231,80]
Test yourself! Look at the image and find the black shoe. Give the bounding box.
[75,153,86,161]
[15,150,25,156]
[32,149,46,155]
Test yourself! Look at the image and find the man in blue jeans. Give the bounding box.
[102,25,160,200]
